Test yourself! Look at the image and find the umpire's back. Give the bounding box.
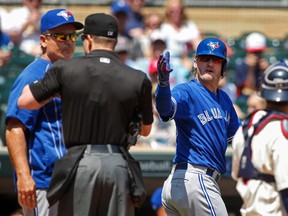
[56,13,153,147]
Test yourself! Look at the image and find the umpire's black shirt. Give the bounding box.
[29,50,153,148]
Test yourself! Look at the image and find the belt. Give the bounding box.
[85,144,122,154]
[175,163,221,182]
[244,174,275,183]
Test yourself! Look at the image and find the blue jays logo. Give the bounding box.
[57,10,72,21]
[207,42,219,51]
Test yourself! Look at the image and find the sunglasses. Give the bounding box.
[45,33,78,42]
[198,55,224,64]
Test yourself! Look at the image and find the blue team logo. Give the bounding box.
[207,42,219,51]
[57,10,72,21]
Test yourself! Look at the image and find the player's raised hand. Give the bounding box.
[157,51,173,87]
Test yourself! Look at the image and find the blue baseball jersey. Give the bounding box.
[156,78,241,174]
[6,57,66,189]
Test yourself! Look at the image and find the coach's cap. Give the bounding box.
[245,32,267,53]
[83,13,118,39]
[41,8,84,34]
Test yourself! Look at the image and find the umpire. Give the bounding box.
[18,13,153,216]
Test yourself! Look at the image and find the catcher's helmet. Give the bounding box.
[260,59,288,102]
[195,38,228,75]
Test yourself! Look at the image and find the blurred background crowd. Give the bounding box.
[1,0,287,215]
[1,0,287,149]
[0,0,288,148]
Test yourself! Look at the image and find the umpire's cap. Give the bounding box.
[260,59,288,102]
[83,13,118,39]
[195,38,228,75]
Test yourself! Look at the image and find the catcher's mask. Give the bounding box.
[260,59,288,102]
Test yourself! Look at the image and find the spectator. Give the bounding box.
[233,103,246,121]
[146,31,168,86]
[217,76,246,120]
[111,0,130,38]
[218,71,246,121]
[246,92,266,114]
[125,0,146,38]
[218,76,237,103]
[136,29,189,90]
[150,187,167,216]
[115,35,138,69]
[144,12,163,37]
[111,0,144,60]
[139,12,163,57]
[137,87,177,148]
[5,8,83,216]
[0,21,13,67]
[0,0,42,56]
[234,32,270,98]
[150,96,176,149]
[157,0,202,70]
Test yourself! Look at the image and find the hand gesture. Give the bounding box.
[157,51,173,87]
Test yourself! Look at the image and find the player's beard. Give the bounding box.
[196,70,222,92]
[197,70,220,83]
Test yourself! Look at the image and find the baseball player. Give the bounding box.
[232,60,288,216]
[155,38,241,216]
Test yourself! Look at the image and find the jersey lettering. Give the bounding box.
[224,111,230,123]
[198,108,226,125]
[211,108,222,119]
[204,110,213,121]
[198,113,207,125]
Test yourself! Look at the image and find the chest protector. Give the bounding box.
[238,109,288,182]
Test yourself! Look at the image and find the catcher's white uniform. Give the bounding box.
[232,110,288,216]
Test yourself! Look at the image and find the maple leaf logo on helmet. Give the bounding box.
[207,42,219,51]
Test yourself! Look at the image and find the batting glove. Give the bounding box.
[157,51,173,87]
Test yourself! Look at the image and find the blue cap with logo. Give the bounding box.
[196,38,228,75]
[41,8,83,33]
[111,0,130,14]
[196,37,227,62]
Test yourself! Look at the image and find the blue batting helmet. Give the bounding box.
[260,59,288,102]
[196,38,228,75]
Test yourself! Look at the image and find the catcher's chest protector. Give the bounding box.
[238,110,288,182]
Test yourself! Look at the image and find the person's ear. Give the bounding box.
[40,34,47,48]
[86,35,94,52]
